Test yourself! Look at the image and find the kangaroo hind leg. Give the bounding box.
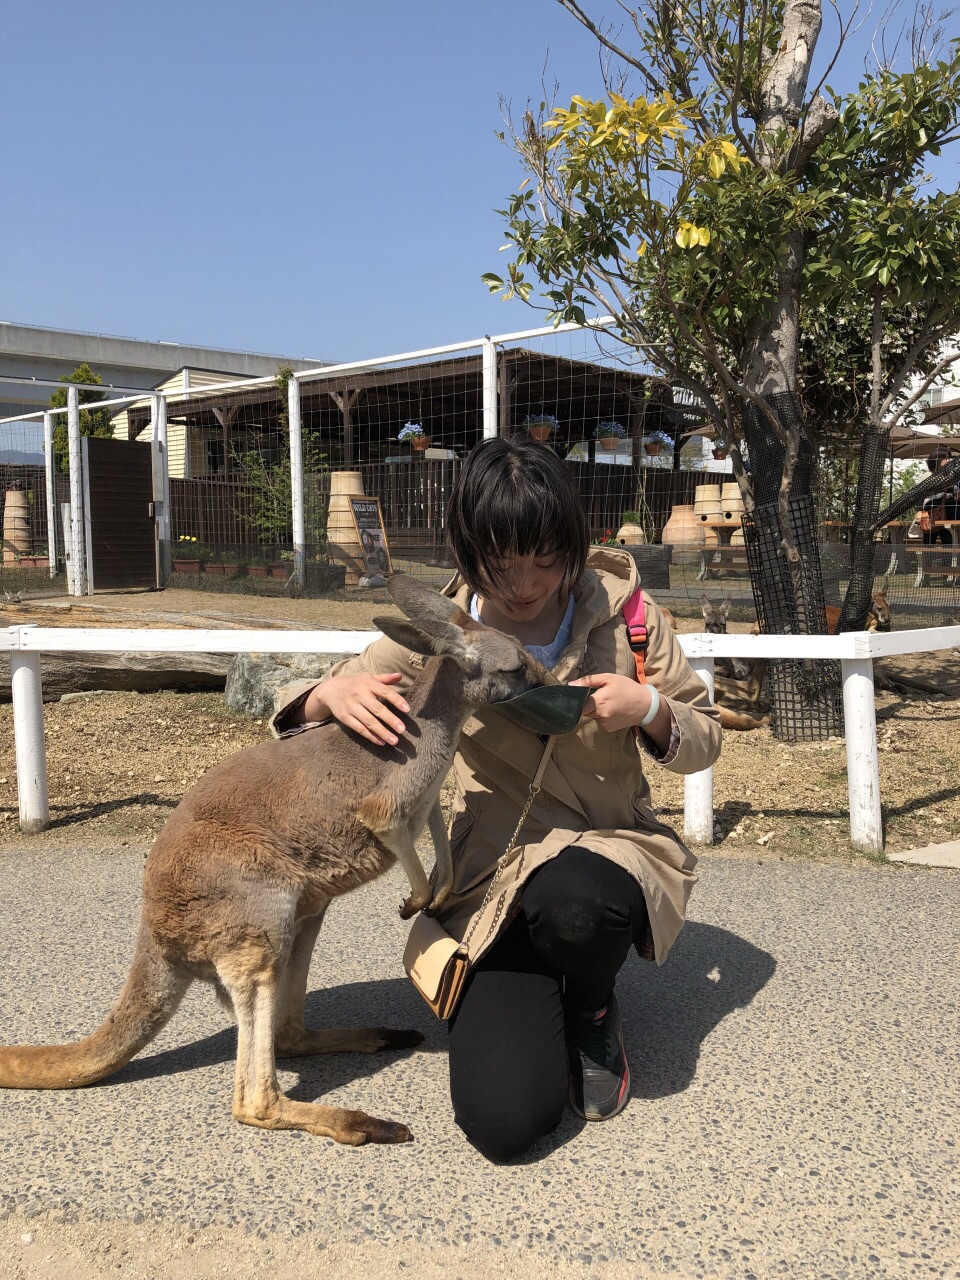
[219,954,412,1145]
[274,909,422,1057]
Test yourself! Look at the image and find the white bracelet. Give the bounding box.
[638,684,661,728]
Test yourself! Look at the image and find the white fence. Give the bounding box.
[5,623,959,853]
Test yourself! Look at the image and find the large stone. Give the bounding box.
[0,651,234,701]
[224,652,353,719]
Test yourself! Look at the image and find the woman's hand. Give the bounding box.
[569,672,653,733]
[570,673,672,752]
[305,672,410,747]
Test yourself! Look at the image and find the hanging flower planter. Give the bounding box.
[594,420,628,452]
[523,413,559,443]
[643,430,674,458]
[712,446,729,460]
[398,422,430,451]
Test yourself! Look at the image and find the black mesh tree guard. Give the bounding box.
[742,394,843,741]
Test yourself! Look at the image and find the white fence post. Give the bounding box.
[66,385,86,596]
[841,657,883,854]
[152,394,171,584]
[289,376,306,590]
[42,412,57,578]
[684,655,715,844]
[10,635,49,834]
[65,381,86,596]
[482,337,498,439]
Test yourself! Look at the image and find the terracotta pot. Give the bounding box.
[221,563,242,577]
[598,435,622,451]
[204,563,226,576]
[410,436,432,452]
[526,424,554,442]
[644,442,662,456]
[269,564,290,580]
[248,565,269,578]
[712,447,729,460]
[17,556,49,569]
[661,504,716,549]
[173,559,202,573]
[616,523,646,545]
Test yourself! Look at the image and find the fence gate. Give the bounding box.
[81,438,158,591]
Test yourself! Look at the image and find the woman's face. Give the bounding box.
[478,551,567,624]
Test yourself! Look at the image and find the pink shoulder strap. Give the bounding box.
[622,587,647,683]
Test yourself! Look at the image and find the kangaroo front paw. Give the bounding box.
[424,885,452,916]
[399,892,429,920]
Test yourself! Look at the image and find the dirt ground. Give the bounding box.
[0,590,957,861]
[0,1213,624,1280]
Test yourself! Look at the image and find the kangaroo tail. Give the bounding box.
[0,929,188,1089]
[718,706,771,732]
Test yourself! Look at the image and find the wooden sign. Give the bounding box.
[349,497,392,577]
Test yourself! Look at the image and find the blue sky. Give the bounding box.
[2,0,956,364]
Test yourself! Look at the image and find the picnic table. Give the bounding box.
[696,519,749,581]
[904,519,960,586]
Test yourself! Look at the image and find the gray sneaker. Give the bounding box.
[566,993,630,1121]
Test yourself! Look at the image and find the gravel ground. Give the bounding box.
[1,851,958,1279]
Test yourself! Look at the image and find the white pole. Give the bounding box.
[288,376,306,589]
[66,385,86,596]
[42,412,57,578]
[482,337,498,439]
[684,656,715,845]
[10,641,49,834]
[841,658,883,853]
[153,395,171,584]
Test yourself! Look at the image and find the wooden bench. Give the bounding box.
[903,544,960,587]
[698,546,750,580]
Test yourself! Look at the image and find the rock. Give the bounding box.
[224,652,353,719]
[0,652,234,702]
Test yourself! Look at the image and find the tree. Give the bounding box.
[484,1,960,735]
[49,363,114,473]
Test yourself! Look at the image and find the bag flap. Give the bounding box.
[403,913,462,1003]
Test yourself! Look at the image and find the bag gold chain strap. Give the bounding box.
[458,734,557,958]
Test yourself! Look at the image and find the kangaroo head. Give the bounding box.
[700,594,731,633]
[374,574,552,707]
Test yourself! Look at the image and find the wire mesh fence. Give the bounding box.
[1,320,958,629]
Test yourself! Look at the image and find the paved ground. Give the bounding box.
[0,849,958,1279]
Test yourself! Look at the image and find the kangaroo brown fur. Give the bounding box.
[0,575,553,1146]
[698,596,770,731]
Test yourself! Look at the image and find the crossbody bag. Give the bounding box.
[403,734,556,1019]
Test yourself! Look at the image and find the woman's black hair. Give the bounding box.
[927,444,952,472]
[445,435,588,597]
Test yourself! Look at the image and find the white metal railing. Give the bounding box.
[5,623,959,851]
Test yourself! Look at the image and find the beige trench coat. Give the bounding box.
[271,548,722,967]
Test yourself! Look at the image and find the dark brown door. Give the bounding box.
[82,438,158,590]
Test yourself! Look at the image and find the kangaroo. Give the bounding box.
[698,595,770,731]
[825,580,892,634]
[0,575,554,1146]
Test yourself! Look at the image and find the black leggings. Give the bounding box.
[447,845,648,1163]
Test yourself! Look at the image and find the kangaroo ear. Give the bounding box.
[719,598,731,616]
[387,573,460,625]
[699,593,712,612]
[374,614,479,673]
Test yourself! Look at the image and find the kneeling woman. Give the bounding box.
[272,436,722,1161]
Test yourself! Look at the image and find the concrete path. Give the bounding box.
[0,849,958,1280]
[889,840,960,868]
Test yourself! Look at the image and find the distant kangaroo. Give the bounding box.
[0,575,554,1146]
[699,596,770,731]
